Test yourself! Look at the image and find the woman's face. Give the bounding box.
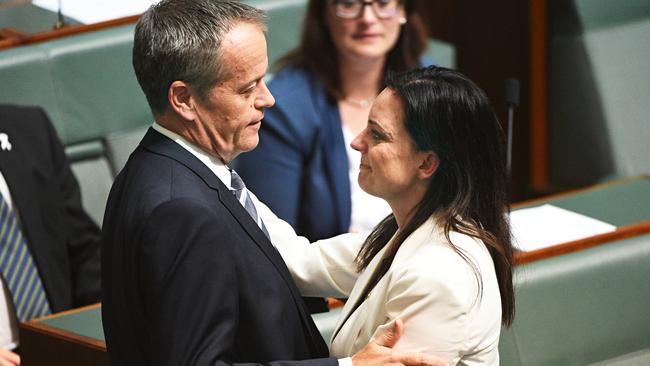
[351,88,430,201]
[325,1,406,63]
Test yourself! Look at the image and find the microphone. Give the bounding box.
[504,78,520,177]
[54,0,66,30]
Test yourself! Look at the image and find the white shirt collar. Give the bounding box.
[151,122,232,188]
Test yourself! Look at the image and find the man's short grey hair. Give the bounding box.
[133,0,266,115]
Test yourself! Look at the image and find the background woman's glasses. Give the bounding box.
[331,0,402,20]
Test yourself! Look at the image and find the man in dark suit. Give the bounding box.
[0,104,101,365]
[102,1,445,366]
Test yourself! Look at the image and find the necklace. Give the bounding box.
[342,96,375,108]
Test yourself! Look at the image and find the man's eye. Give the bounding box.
[242,83,257,94]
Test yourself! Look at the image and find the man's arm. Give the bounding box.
[139,199,245,365]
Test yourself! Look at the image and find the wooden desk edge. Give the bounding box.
[0,15,139,50]
[20,302,106,351]
[515,220,650,265]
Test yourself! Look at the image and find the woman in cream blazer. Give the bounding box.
[329,218,503,364]
[266,67,515,365]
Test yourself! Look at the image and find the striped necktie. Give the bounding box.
[0,192,51,322]
[229,169,270,239]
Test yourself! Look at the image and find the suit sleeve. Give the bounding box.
[43,110,101,306]
[138,199,337,366]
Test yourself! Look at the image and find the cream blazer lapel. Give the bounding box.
[329,218,501,365]
[329,241,390,346]
[330,219,443,355]
[330,218,446,357]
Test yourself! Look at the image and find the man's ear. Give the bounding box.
[417,152,439,180]
[168,80,196,121]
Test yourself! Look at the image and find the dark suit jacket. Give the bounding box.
[101,128,336,366]
[0,105,101,312]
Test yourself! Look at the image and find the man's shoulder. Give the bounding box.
[0,104,43,118]
[0,104,51,135]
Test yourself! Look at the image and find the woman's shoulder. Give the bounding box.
[387,222,494,309]
[392,220,491,279]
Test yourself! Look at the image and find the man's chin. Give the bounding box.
[239,138,260,154]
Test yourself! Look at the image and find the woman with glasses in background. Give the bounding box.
[237,0,430,250]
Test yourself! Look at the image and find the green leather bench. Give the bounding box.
[500,233,650,365]
[549,0,650,187]
[0,23,150,225]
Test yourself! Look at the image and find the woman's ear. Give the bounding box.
[168,80,196,122]
[417,152,439,179]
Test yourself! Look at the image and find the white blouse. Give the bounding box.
[341,127,392,234]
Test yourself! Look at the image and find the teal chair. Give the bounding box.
[499,234,650,365]
[0,24,151,224]
[549,0,650,188]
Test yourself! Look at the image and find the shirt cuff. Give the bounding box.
[338,357,353,366]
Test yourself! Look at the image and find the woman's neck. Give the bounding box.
[388,182,428,229]
[338,56,385,100]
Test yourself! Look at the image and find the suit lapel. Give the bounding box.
[331,242,390,342]
[141,129,327,351]
[331,219,441,345]
[140,129,288,270]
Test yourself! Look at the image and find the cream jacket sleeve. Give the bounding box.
[255,194,364,298]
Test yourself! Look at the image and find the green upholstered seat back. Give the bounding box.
[0,23,151,224]
[549,0,650,187]
[499,234,650,365]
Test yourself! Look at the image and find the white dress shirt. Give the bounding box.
[152,123,354,366]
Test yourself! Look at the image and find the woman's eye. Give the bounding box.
[371,129,384,140]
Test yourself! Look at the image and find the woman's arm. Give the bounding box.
[256,195,363,298]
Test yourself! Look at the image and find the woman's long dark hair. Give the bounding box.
[277,0,428,100]
[355,66,515,327]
